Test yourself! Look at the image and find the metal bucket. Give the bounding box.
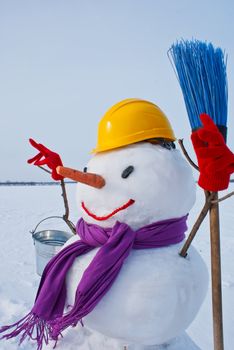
[31,216,74,276]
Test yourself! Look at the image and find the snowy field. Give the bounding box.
[0,183,233,350]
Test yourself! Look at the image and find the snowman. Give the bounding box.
[58,99,209,348]
[0,99,209,350]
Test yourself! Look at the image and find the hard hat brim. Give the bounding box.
[91,128,176,154]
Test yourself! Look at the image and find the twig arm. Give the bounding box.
[179,191,214,257]
[36,165,76,234]
[38,165,52,174]
[61,179,69,219]
[178,139,199,171]
[212,190,234,203]
[60,180,76,234]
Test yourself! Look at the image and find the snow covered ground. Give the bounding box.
[0,183,233,350]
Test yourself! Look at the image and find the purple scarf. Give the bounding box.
[0,215,187,350]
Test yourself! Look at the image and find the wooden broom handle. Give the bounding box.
[209,192,224,350]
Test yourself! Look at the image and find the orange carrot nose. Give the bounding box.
[56,166,105,189]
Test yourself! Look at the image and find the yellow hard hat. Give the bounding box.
[92,98,176,153]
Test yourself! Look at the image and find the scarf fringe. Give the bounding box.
[0,312,61,350]
[50,315,81,339]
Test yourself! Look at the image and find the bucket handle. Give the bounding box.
[30,215,76,235]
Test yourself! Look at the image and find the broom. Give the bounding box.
[168,40,228,350]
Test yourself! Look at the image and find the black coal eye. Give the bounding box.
[121,166,134,179]
[83,167,87,173]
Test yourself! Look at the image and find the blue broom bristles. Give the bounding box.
[168,40,228,131]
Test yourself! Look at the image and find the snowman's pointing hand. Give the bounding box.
[27,138,64,181]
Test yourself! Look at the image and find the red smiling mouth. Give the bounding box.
[81,199,135,221]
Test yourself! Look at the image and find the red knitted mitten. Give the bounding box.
[28,138,64,181]
[191,114,234,191]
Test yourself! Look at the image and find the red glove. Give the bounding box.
[191,114,234,191]
[27,138,64,181]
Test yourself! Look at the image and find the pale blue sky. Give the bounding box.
[1,0,234,181]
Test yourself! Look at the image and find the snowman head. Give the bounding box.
[75,142,196,230]
[56,99,196,230]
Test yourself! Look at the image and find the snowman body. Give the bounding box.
[64,143,208,346]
